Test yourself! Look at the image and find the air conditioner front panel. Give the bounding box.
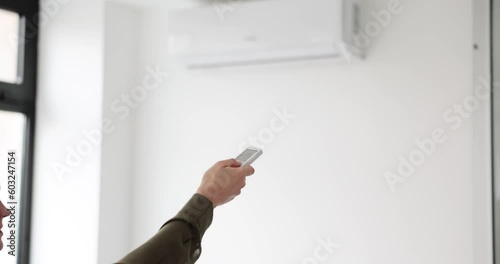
[167,0,354,67]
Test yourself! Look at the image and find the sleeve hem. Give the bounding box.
[162,194,214,240]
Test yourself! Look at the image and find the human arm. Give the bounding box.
[116,158,255,264]
[115,194,213,264]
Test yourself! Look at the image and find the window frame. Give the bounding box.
[0,0,38,263]
[0,0,38,104]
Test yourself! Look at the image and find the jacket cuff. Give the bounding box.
[162,194,214,240]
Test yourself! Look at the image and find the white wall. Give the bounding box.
[97,2,141,263]
[472,0,493,262]
[124,0,493,264]
[30,0,493,263]
[32,0,104,263]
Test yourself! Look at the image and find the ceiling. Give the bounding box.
[105,0,198,9]
[106,0,266,10]
[106,0,230,9]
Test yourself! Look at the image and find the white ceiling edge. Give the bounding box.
[105,0,269,10]
[105,0,205,9]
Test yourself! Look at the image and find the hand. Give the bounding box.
[196,158,255,208]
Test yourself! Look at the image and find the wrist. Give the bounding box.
[196,189,217,208]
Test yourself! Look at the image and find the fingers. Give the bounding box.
[216,158,241,168]
[240,165,255,177]
[199,159,257,208]
[226,165,255,177]
[216,158,255,178]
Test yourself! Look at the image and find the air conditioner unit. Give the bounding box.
[167,0,362,68]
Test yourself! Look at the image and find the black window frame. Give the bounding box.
[0,0,38,263]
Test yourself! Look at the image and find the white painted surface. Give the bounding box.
[32,0,104,263]
[107,0,204,9]
[126,0,492,263]
[472,0,493,263]
[29,0,493,263]
[97,2,141,263]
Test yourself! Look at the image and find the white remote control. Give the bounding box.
[235,147,263,166]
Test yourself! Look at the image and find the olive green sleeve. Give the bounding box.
[116,194,214,264]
